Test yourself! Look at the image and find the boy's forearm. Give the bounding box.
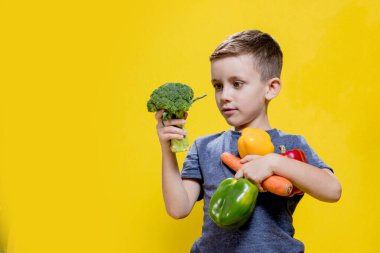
[271,154,342,202]
[161,146,194,218]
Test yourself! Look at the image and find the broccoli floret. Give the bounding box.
[147,82,206,152]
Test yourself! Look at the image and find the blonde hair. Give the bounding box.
[210,30,283,81]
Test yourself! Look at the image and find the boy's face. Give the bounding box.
[211,54,269,131]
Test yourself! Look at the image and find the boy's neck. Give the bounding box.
[233,114,272,132]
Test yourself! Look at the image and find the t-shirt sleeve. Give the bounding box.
[180,140,204,200]
[181,140,203,180]
[298,136,334,173]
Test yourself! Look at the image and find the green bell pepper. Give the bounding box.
[209,178,259,229]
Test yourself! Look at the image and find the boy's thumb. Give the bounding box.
[234,169,244,179]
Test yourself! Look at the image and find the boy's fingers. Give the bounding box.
[155,110,167,128]
[155,110,164,120]
[234,168,244,179]
[161,126,187,135]
[154,110,187,129]
[164,119,186,127]
[240,155,260,163]
[162,133,185,140]
[235,167,265,192]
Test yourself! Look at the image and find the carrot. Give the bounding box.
[262,176,293,197]
[221,152,293,197]
[221,152,243,172]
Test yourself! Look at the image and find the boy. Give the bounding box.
[154,30,341,252]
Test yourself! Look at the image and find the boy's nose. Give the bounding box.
[220,86,233,101]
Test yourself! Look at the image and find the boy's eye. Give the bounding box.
[233,81,243,88]
[213,83,223,90]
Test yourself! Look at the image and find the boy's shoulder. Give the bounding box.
[191,130,239,149]
[193,130,228,144]
[270,129,310,150]
[275,129,305,139]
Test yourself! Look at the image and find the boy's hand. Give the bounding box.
[155,110,187,149]
[234,154,277,192]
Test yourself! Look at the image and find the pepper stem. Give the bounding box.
[279,145,287,154]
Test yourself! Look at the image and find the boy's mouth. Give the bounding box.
[222,107,238,115]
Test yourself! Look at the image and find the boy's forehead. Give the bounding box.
[211,54,259,78]
[211,54,257,69]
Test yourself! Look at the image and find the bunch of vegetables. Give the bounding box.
[223,128,308,196]
[209,128,308,229]
[147,82,206,152]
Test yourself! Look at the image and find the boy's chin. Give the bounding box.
[231,125,244,132]
[226,120,249,131]
[226,121,244,131]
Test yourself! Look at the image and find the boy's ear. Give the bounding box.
[265,78,281,101]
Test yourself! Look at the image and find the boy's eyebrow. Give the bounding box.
[212,76,244,84]
[228,75,244,81]
[211,78,219,84]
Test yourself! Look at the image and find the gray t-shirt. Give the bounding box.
[181,129,332,253]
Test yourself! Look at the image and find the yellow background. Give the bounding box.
[1,0,379,252]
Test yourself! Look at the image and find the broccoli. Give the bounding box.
[147,82,206,152]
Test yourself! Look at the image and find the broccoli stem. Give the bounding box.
[191,94,207,104]
[163,111,185,121]
[170,122,190,152]
[170,135,190,152]
[163,95,207,152]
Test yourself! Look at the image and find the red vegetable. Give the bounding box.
[280,145,308,162]
[279,145,308,196]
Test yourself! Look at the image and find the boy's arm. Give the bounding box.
[235,154,342,202]
[155,110,201,219]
